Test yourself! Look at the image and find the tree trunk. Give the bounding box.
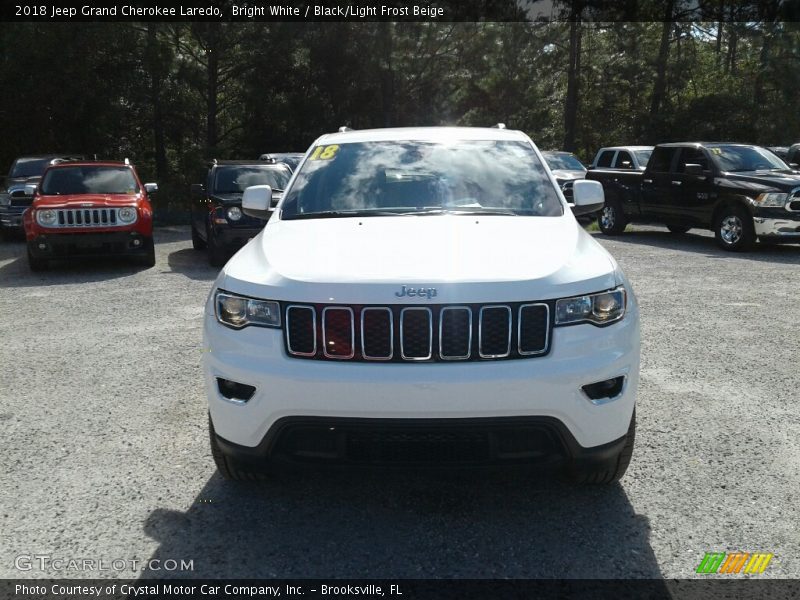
[146,25,167,180]
[563,15,582,152]
[205,23,220,157]
[379,21,395,127]
[648,0,674,140]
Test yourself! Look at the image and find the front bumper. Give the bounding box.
[28,231,151,258]
[212,224,264,251]
[203,302,640,455]
[753,211,800,241]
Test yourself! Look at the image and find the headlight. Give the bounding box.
[215,291,281,329]
[227,206,242,221]
[555,287,627,326]
[752,192,788,207]
[0,193,9,206]
[36,209,57,226]
[117,207,137,223]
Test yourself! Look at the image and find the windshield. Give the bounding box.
[543,153,586,172]
[213,166,291,194]
[10,158,51,178]
[709,145,789,172]
[281,140,563,220]
[634,150,652,166]
[41,166,139,195]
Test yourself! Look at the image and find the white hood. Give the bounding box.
[221,214,617,304]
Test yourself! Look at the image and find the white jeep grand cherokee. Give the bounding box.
[203,126,640,483]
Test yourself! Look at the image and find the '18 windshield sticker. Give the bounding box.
[308,145,340,160]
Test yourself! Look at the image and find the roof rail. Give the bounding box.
[492,123,506,129]
[338,126,352,133]
[259,154,276,163]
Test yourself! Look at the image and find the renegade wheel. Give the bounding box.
[714,207,755,252]
[598,199,627,235]
[137,237,156,268]
[565,410,636,485]
[26,243,48,272]
[191,224,207,250]
[208,416,268,481]
[667,225,691,234]
[207,230,227,267]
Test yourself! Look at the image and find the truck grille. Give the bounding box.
[51,208,127,228]
[283,302,551,362]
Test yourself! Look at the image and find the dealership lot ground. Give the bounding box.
[1,225,799,579]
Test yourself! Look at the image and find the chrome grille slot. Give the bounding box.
[439,307,472,360]
[361,308,393,360]
[282,301,551,362]
[322,307,355,359]
[400,307,432,360]
[518,304,550,355]
[286,305,316,356]
[479,306,512,358]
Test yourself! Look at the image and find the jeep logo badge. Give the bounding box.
[395,285,437,299]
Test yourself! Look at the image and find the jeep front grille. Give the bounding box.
[283,302,551,362]
[52,208,127,228]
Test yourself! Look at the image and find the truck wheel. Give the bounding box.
[667,225,691,234]
[207,231,227,267]
[209,416,267,481]
[26,244,48,272]
[191,224,207,250]
[137,237,156,268]
[564,410,635,485]
[714,207,755,252]
[598,199,627,235]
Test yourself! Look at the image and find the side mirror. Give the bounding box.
[144,182,158,194]
[24,184,38,196]
[572,180,605,216]
[684,163,704,177]
[242,185,272,220]
[190,183,205,197]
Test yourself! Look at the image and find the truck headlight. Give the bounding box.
[227,206,242,221]
[752,193,788,208]
[117,207,137,223]
[36,209,57,226]
[555,287,626,326]
[0,193,9,206]
[215,290,281,329]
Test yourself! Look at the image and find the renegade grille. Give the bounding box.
[51,208,126,228]
[283,302,551,362]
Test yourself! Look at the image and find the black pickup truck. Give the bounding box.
[586,142,800,251]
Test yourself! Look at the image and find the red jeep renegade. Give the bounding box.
[23,161,157,271]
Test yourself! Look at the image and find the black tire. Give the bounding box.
[207,230,227,267]
[713,206,755,252]
[565,410,636,485]
[667,225,691,234]
[598,198,628,235]
[26,243,48,272]
[191,224,207,250]
[137,236,156,268]
[209,416,268,481]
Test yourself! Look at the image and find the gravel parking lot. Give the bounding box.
[1,225,799,580]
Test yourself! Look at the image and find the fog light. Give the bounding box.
[582,376,625,402]
[216,378,256,402]
[38,243,47,250]
[132,238,141,246]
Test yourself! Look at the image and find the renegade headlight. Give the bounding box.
[227,206,243,221]
[752,192,788,208]
[36,209,57,226]
[117,207,137,223]
[555,287,626,326]
[215,290,281,329]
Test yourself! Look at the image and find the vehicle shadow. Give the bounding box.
[166,248,219,282]
[139,468,663,580]
[593,228,800,265]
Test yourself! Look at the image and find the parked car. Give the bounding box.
[586,142,800,251]
[589,146,653,171]
[258,152,305,172]
[204,126,640,484]
[765,146,789,161]
[0,155,82,238]
[190,160,292,266]
[541,150,587,205]
[23,160,157,270]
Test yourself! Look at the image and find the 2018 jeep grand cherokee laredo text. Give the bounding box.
[203,127,641,483]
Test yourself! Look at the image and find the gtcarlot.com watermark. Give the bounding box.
[15,554,194,573]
